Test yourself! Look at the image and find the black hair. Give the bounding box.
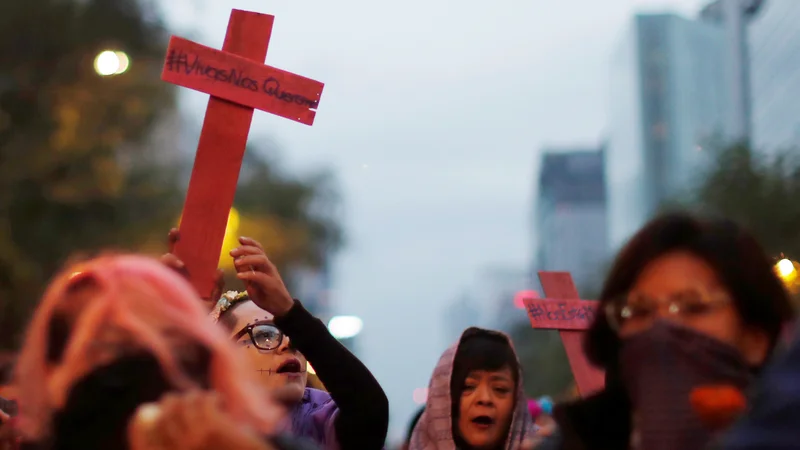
[585,212,794,372]
[46,314,71,364]
[42,349,211,450]
[45,272,99,365]
[0,357,13,385]
[450,329,519,412]
[405,406,425,444]
[38,276,213,450]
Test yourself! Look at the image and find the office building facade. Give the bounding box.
[535,149,607,292]
[745,0,800,151]
[606,13,730,251]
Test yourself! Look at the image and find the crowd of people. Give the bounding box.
[2,212,800,449]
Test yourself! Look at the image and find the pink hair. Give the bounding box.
[15,254,280,440]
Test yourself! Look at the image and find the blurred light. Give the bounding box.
[513,290,540,309]
[413,387,428,405]
[94,50,130,76]
[538,396,554,415]
[176,207,240,268]
[306,363,316,375]
[328,315,363,339]
[219,208,241,268]
[777,258,795,278]
[114,51,130,74]
[775,258,798,290]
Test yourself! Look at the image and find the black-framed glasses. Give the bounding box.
[233,321,284,351]
[604,288,731,333]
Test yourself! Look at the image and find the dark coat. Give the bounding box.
[537,378,632,450]
[715,326,800,449]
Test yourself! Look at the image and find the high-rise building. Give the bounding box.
[535,149,607,292]
[700,0,765,142]
[606,13,730,251]
[743,0,800,151]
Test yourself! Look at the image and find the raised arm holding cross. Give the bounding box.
[161,9,324,298]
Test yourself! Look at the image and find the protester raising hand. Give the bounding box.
[128,392,274,450]
[159,228,225,302]
[209,235,390,449]
[230,237,294,318]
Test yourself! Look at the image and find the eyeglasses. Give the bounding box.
[604,288,732,334]
[233,322,284,351]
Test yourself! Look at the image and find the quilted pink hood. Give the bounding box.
[410,327,537,450]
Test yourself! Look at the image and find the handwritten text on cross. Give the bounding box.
[524,298,599,331]
[162,37,323,125]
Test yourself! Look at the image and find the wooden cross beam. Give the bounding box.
[523,271,605,397]
[160,9,324,298]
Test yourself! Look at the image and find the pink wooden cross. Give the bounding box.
[160,9,324,298]
[523,271,605,397]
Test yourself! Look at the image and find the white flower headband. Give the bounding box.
[209,290,250,323]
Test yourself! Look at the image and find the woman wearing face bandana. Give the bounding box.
[535,213,794,450]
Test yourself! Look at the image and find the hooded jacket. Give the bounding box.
[410,327,537,450]
[714,323,800,449]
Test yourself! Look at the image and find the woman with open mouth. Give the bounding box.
[163,230,389,450]
[409,327,537,450]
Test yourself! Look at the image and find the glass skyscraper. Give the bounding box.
[606,13,730,251]
[747,0,800,151]
[535,149,607,292]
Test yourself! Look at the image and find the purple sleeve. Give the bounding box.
[290,389,340,450]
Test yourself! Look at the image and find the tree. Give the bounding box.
[690,143,800,258]
[236,148,343,270]
[673,142,800,305]
[0,0,181,349]
[508,322,574,399]
[0,0,345,350]
[218,147,344,293]
[665,142,800,259]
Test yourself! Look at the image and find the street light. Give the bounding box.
[775,257,798,287]
[327,315,363,339]
[513,290,540,309]
[412,387,428,405]
[777,258,795,277]
[94,50,130,76]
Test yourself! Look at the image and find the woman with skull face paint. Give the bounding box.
[410,327,537,450]
[162,231,389,450]
[537,213,794,450]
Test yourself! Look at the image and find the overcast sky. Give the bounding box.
[160,0,703,442]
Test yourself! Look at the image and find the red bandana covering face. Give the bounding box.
[620,320,752,450]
